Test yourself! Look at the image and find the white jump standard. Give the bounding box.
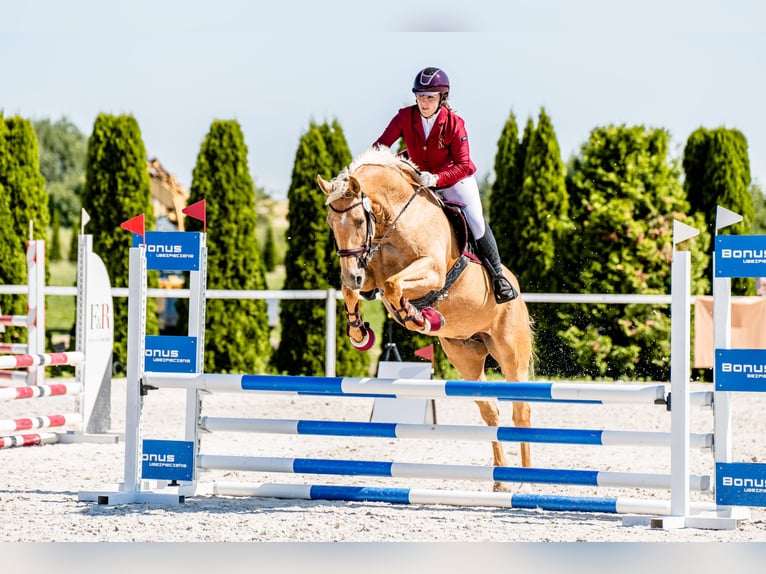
[0,230,116,447]
[79,211,757,530]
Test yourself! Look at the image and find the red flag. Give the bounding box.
[414,344,434,362]
[182,199,207,232]
[120,214,145,242]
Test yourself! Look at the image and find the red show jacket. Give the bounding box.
[373,105,477,189]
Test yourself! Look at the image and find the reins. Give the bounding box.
[328,179,424,269]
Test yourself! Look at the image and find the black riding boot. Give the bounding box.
[475,226,518,304]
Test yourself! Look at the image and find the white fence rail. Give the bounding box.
[1,284,732,376]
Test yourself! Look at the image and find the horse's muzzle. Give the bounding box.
[343,269,366,290]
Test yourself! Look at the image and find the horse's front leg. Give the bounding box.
[341,285,375,351]
[383,256,445,334]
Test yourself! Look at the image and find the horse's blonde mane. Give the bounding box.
[326,146,419,205]
[348,146,405,173]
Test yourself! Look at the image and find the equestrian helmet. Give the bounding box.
[412,67,450,94]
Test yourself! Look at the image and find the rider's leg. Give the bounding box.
[439,176,517,304]
[474,225,517,303]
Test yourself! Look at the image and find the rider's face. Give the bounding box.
[415,93,440,118]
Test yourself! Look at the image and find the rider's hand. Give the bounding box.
[419,171,438,188]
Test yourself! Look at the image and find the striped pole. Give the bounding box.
[0,413,82,434]
[197,454,710,491]
[200,416,713,450]
[0,432,59,449]
[0,370,29,384]
[146,373,669,405]
[0,351,85,370]
[205,481,721,516]
[0,315,29,327]
[0,343,28,354]
[0,383,83,401]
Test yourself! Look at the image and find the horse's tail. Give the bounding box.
[524,297,537,380]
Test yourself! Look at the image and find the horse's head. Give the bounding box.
[317,171,376,291]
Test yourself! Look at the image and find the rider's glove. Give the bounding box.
[419,171,439,188]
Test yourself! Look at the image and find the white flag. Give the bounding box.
[715,205,743,233]
[81,208,91,235]
[673,220,699,246]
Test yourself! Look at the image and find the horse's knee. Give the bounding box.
[476,400,501,427]
[512,401,531,428]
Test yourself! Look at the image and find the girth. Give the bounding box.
[408,253,471,310]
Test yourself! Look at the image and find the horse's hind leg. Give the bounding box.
[440,337,509,491]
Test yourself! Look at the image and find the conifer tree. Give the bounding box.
[1,115,49,257]
[0,118,27,323]
[50,210,62,261]
[272,122,338,375]
[185,120,272,373]
[683,127,754,294]
[262,222,277,273]
[561,125,709,380]
[517,108,571,292]
[0,115,48,342]
[80,113,158,367]
[489,111,520,263]
[510,109,572,375]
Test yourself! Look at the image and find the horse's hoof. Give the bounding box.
[349,326,375,351]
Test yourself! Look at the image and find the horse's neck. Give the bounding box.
[380,191,461,261]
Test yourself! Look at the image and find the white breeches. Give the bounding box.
[438,175,486,239]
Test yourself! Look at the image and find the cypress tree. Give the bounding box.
[0,117,26,324]
[0,115,48,344]
[185,120,272,374]
[2,116,49,250]
[272,122,337,375]
[516,108,571,292]
[81,113,158,368]
[262,222,277,273]
[512,109,572,376]
[50,210,62,261]
[683,127,754,294]
[561,125,709,380]
[489,111,520,263]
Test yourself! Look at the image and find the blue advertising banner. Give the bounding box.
[145,335,198,373]
[715,235,766,278]
[141,439,194,481]
[715,348,766,391]
[716,463,766,507]
[133,231,201,271]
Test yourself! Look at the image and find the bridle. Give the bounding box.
[328,183,423,269]
[328,192,377,269]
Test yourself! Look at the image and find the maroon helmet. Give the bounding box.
[412,67,450,94]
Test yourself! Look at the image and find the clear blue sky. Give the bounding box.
[2,1,764,202]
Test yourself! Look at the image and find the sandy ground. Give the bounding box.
[2,377,766,549]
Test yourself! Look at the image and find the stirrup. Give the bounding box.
[492,276,518,304]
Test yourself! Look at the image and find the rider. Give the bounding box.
[373,66,517,304]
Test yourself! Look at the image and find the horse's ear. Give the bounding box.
[317,175,332,196]
[348,175,362,196]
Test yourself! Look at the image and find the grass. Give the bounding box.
[46,227,78,347]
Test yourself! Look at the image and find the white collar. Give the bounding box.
[421,113,437,139]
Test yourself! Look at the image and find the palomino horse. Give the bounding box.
[317,147,534,490]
